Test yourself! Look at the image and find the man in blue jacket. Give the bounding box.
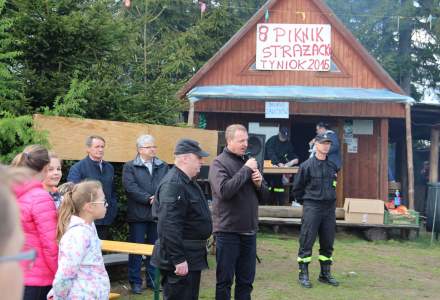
[122,134,168,294]
[67,135,117,239]
[309,122,342,170]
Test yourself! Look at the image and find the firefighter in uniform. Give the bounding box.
[292,133,339,288]
[151,139,212,300]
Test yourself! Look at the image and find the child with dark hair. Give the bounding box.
[10,145,58,300]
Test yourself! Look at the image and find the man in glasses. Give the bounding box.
[122,134,169,294]
[0,168,36,300]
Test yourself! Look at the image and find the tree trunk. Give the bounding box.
[398,0,412,94]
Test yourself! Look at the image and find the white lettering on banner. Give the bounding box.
[256,24,332,71]
[265,102,289,119]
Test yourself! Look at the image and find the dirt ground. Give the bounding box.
[115,230,440,300]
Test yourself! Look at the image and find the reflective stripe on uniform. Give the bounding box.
[318,255,333,262]
[297,256,312,263]
[273,188,285,193]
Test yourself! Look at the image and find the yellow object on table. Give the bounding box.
[109,293,121,300]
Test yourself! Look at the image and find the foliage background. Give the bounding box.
[1,0,439,237]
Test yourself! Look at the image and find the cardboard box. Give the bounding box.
[343,198,384,224]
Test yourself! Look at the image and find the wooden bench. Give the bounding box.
[101,240,159,300]
[259,217,420,241]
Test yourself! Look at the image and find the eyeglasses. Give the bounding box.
[139,146,157,149]
[90,200,108,208]
[0,249,37,270]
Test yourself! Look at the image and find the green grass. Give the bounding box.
[115,231,440,300]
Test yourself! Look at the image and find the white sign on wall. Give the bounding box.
[256,23,332,71]
[265,102,289,119]
[353,119,373,135]
[347,137,358,153]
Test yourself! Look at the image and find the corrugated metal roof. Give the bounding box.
[187,85,415,104]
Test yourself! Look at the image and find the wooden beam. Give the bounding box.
[33,114,218,164]
[336,119,344,208]
[187,101,195,127]
[379,119,389,201]
[405,104,415,209]
[429,127,439,183]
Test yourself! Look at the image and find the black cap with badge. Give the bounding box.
[279,126,289,138]
[174,139,209,157]
[315,133,332,143]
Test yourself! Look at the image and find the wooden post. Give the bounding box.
[336,119,344,207]
[429,127,439,183]
[379,119,389,201]
[405,104,415,209]
[187,101,195,127]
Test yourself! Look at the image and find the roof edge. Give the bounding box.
[177,0,278,98]
[177,0,407,99]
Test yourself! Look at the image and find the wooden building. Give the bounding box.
[178,0,415,207]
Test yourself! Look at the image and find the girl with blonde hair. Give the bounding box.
[49,180,110,299]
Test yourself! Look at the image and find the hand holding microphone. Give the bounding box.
[245,157,258,170]
[244,155,262,188]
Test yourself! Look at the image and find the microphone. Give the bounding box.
[245,151,260,170]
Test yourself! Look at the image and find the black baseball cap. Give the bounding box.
[315,133,332,143]
[279,126,289,138]
[174,139,209,157]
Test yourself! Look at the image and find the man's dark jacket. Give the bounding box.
[151,166,212,271]
[291,156,338,203]
[122,155,168,223]
[67,156,117,225]
[265,135,298,165]
[209,148,269,233]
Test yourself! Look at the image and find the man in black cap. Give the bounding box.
[309,122,341,170]
[264,126,299,205]
[151,139,212,300]
[292,133,339,288]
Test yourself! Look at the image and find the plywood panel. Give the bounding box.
[33,115,218,164]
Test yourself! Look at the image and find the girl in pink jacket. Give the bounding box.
[11,145,58,300]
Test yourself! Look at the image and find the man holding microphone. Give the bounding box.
[209,124,269,300]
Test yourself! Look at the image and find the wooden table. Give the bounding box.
[101,240,158,300]
[263,166,299,174]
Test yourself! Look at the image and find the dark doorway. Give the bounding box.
[291,121,316,164]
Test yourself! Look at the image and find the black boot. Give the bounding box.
[318,262,339,286]
[298,263,312,288]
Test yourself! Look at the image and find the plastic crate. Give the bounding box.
[384,210,419,226]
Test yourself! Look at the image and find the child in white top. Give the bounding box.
[48,181,110,300]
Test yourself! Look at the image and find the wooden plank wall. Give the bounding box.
[195,100,406,118]
[33,115,218,164]
[342,119,380,200]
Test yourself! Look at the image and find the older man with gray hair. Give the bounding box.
[151,139,212,300]
[67,135,117,239]
[122,134,169,294]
